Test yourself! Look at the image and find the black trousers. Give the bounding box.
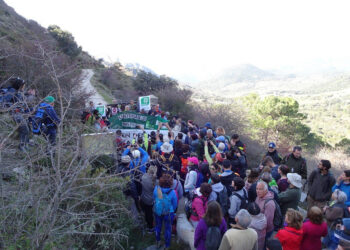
[140,200,154,229]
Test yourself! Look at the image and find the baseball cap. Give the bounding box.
[268,142,276,148]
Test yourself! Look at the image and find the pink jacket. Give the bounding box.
[190,196,208,222]
[255,191,276,233]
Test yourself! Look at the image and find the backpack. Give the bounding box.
[264,198,283,229]
[205,225,222,250]
[215,186,229,215]
[185,194,205,219]
[154,186,173,216]
[232,188,249,210]
[195,169,204,188]
[180,156,189,174]
[32,104,48,134]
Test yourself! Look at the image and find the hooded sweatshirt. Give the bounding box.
[228,188,247,219]
[249,213,267,250]
[190,196,208,222]
[255,191,276,233]
[209,182,225,201]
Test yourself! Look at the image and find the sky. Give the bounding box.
[5,0,350,82]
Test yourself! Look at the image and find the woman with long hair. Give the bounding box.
[194,201,227,250]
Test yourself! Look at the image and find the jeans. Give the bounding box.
[155,213,174,247]
[140,200,154,229]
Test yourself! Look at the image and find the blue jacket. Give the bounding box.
[333,181,350,206]
[38,102,61,127]
[122,147,149,173]
[153,186,178,212]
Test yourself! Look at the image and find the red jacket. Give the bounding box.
[275,226,303,250]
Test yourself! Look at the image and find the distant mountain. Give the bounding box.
[124,62,156,76]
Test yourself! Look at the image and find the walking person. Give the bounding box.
[153,173,178,249]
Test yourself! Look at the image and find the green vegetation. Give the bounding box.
[48,25,82,57]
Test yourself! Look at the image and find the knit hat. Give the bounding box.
[44,96,55,103]
[188,157,199,166]
[287,173,302,188]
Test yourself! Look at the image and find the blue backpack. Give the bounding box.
[195,170,204,188]
[154,187,173,216]
[32,104,48,134]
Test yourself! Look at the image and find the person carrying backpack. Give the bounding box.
[184,157,200,195]
[32,96,60,146]
[190,183,212,229]
[0,77,25,107]
[194,201,227,250]
[153,173,178,250]
[229,177,248,224]
[210,174,229,216]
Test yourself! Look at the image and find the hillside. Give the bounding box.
[189,64,350,145]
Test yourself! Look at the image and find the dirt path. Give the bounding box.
[81,69,107,105]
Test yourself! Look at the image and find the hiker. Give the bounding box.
[248,172,279,203]
[265,142,282,165]
[248,202,267,250]
[209,174,229,216]
[190,183,212,229]
[220,159,237,197]
[153,173,178,249]
[278,173,302,217]
[323,190,349,249]
[334,218,350,249]
[300,206,328,250]
[228,146,247,179]
[140,165,157,233]
[255,181,276,242]
[230,134,246,153]
[12,104,30,151]
[277,165,290,192]
[281,146,307,180]
[0,77,26,107]
[184,157,200,195]
[275,209,303,250]
[218,209,258,250]
[228,177,248,224]
[32,96,61,147]
[333,170,350,207]
[194,201,227,250]
[307,159,336,210]
[122,144,149,174]
[155,142,180,179]
[88,101,95,113]
[245,168,260,193]
[261,156,280,182]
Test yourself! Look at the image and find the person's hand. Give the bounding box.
[231,180,235,187]
[236,152,241,157]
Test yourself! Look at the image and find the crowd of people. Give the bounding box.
[2,78,350,250]
[117,116,350,250]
